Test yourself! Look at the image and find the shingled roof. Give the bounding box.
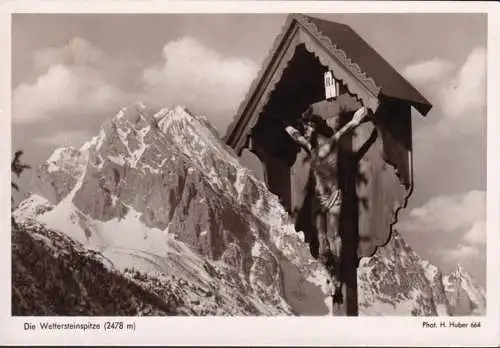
[225,14,432,151]
[308,15,431,110]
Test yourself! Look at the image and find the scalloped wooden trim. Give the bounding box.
[357,136,414,259]
[294,14,381,96]
[232,36,380,154]
[228,15,385,155]
[233,31,301,154]
[358,171,412,259]
[299,30,379,113]
[381,149,414,255]
[225,15,296,146]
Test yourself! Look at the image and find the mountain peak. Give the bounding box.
[45,146,84,172]
[114,102,148,122]
[451,264,474,280]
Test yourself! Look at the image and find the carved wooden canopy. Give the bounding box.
[225,14,432,154]
[224,14,432,259]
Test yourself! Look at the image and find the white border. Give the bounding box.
[1,1,499,346]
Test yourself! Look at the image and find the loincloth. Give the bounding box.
[312,188,342,214]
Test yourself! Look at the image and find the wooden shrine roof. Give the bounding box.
[225,14,432,152]
[305,15,432,114]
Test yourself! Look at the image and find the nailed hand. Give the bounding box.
[351,106,369,126]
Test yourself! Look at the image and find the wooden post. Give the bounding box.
[333,125,359,316]
[346,146,359,316]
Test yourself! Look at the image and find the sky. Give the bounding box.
[10,12,487,286]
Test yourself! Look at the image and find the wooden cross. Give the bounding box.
[323,70,359,316]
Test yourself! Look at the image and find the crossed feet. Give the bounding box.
[319,247,343,305]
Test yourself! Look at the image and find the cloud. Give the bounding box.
[404,47,486,138]
[439,47,486,118]
[403,58,455,84]
[13,64,129,124]
[463,221,486,246]
[401,190,485,234]
[402,48,487,209]
[12,37,144,126]
[141,36,258,133]
[12,35,259,136]
[33,37,105,73]
[397,190,486,263]
[34,129,92,147]
[446,244,481,260]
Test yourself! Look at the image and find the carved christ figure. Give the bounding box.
[285,106,369,302]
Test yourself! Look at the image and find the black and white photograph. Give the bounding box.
[2,1,499,346]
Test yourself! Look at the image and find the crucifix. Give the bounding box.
[284,72,370,316]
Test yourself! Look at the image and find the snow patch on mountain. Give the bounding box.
[13,194,54,221]
[443,265,486,316]
[45,147,88,176]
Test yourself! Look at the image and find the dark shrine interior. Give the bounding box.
[249,43,413,166]
[251,44,333,166]
[249,43,352,260]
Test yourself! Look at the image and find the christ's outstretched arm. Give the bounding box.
[285,125,312,156]
[318,106,370,159]
[333,106,369,143]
